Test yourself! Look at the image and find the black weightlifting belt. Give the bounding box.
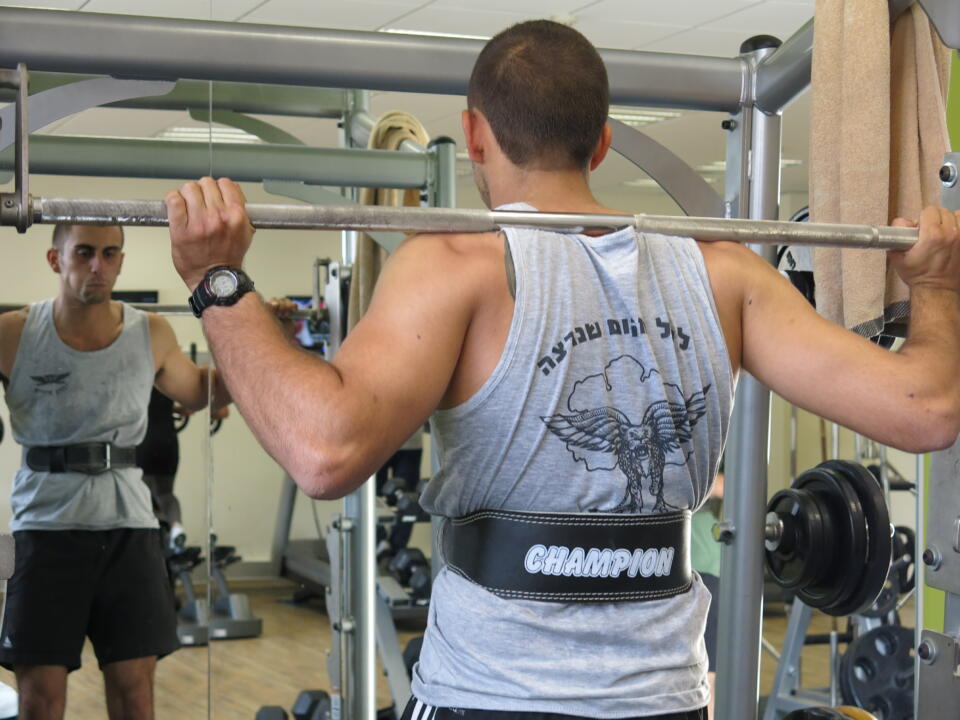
[26,443,137,474]
[440,509,692,602]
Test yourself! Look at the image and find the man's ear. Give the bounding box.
[588,123,613,172]
[46,247,61,274]
[462,108,486,164]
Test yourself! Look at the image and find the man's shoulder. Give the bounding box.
[0,306,29,333]
[399,230,502,257]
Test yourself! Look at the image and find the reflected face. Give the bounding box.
[51,226,124,305]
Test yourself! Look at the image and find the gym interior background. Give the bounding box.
[0,0,951,718]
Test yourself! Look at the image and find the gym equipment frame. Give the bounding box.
[2,2,957,718]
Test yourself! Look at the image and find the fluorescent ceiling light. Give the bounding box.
[154,126,263,144]
[609,107,681,127]
[381,28,490,41]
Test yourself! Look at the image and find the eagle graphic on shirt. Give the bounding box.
[541,355,709,513]
[30,372,70,395]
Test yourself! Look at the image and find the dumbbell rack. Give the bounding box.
[916,152,960,716]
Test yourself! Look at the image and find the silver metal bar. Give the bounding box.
[915,451,925,720]
[342,482,377,720]
[0,8,746,112]
[716,47,779,720]
[761,636,781,661]
[0,135,430,188]
[0,76,176,152]
[0,72,350,118]
[21,197,919,250]
[753,20,813,114]
[0,302,311,319]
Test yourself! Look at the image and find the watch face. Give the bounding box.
[209,269,239,298]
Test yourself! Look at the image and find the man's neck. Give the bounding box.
[487,165,621,216]
[53,295,120,341]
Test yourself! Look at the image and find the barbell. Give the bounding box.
[0,195,920,251]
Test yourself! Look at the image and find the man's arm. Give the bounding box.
[150,313,230,412]
[727,207,960,452]
[166,178,477,498]
[0,309,27,386]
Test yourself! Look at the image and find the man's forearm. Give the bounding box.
[201,293,349,494]
[899,285,960,444]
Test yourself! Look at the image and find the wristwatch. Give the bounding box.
[189,266,255,318]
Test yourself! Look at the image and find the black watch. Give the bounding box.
[188,266,255,318]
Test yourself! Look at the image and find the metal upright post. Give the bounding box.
[427,136,457,581]
[342,485,377,720]
[715,38,782,720]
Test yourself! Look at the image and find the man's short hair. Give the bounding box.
[467,20,610,171]
[52,224,124,252]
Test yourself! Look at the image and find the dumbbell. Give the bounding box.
[409,565,432,600]
[291,690,331,720]
[389,548,428,585]
[256,707,287,720]
[395,492,428,522]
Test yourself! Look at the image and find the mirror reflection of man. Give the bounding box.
[0,224,229,720]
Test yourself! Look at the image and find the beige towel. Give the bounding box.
[810,1,951,337]
[347,111,430,330]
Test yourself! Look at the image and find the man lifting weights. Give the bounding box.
[0,223,229,720]
[165,20,960,720]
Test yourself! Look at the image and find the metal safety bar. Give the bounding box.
[3,197,919,251]
[0,303,313,319]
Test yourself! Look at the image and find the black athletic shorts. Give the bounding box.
[400,698,707,720]
[0,528,179,672]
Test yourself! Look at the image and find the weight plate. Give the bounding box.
[793,464,867,613]
[765,488,828,590]
[825,461,892,617]
[839,625,914,720]
[836,707,880,720]
[892,525,916,594]
[784,709,847,720]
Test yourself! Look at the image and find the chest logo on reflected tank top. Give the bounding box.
[30,372,70,396]
[541,355,709,514]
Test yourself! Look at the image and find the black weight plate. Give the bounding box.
[892,525,916,594]
[826,461,892,617]
[794,465,867,613]
[765,488,828,590]
[839,625,914,720]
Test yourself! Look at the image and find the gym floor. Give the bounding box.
[0,582,916,719]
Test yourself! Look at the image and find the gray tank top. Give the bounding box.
[412,205,734,716]
[4,299,158,531]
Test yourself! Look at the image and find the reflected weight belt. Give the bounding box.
[25,443,137,474]
[440,509,692,602]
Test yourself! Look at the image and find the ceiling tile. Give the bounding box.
[0,0,86,8]
[575,0,758,29]
[639,26,755,56]
[707,1,813,41]
[572,18,684,50]
[382,6,539,37]
[368,92,466,125]
[82,0,265,21]
[242,0,427,30]
[427,0,583,14]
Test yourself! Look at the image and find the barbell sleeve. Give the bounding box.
[29,196,918,251]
